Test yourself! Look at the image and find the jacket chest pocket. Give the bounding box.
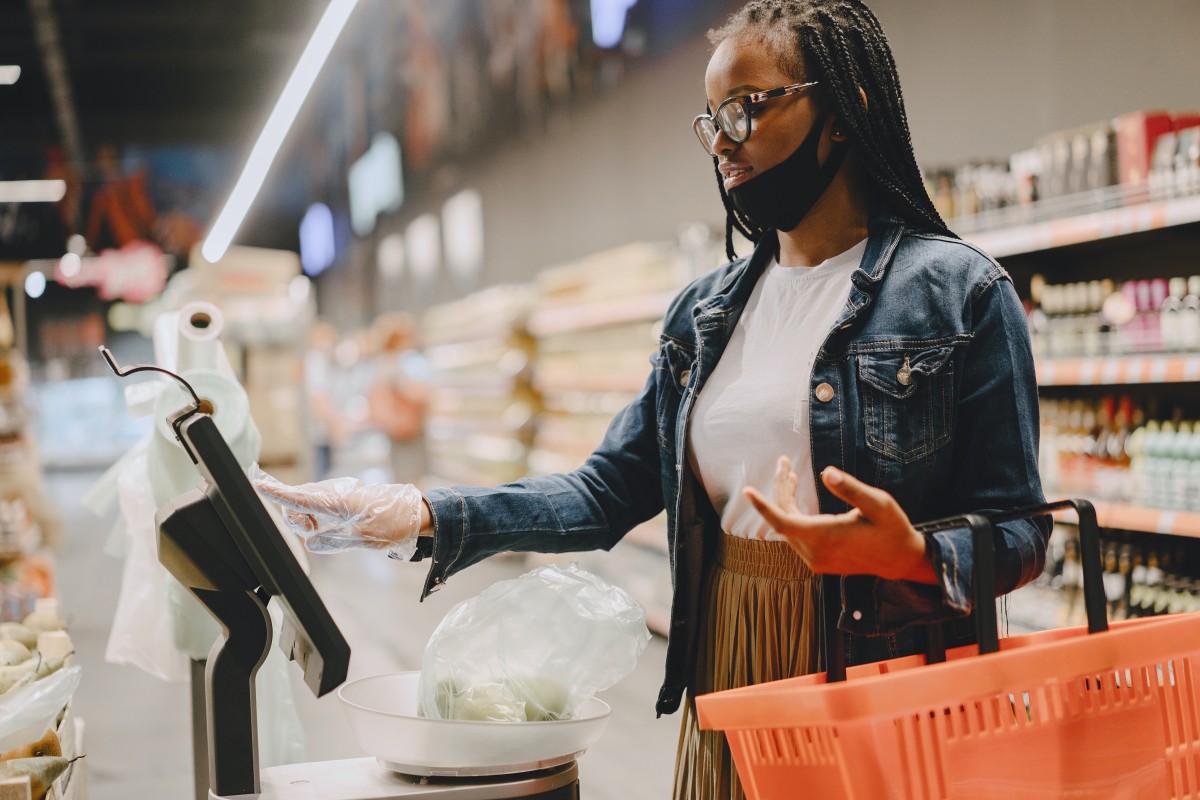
[857,346,955,464]
[654,338,695,454]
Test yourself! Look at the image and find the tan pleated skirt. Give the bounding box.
[673,534,819,800]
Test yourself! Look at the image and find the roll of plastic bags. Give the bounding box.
[91,302,306,765]
[150,369,263,664]
[154,301,235,378]
[175,301,227,374]
[147,369,260,502]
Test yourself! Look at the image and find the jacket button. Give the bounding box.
[815,382,835,403]
[680,369,691,388]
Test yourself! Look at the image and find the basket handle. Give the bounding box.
[822,498,1106,683]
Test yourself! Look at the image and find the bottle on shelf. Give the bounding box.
[1182,275,1200,350]
[1091,396,1116,497]
[1160,277,1186,351]
[1027,274,1049,359]
[1167,420,1194,510]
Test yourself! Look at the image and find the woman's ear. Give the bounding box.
[830,116,850,141]
[831,88,869,141]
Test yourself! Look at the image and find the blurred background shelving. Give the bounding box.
[420,285,539,489]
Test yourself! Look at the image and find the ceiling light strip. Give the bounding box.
[201,0,361,264]
[0,180,67,203]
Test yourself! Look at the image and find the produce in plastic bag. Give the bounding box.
[418,563,650,722]
[0,665,80,753]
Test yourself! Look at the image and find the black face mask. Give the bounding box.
[728,109,851,233]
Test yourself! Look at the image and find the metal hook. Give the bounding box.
[99,346,204,411]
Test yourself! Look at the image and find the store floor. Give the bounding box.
[51,468,679,799]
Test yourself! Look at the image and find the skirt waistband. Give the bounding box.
[715,534,815,581]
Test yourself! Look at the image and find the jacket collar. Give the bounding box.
[695,204,907,321]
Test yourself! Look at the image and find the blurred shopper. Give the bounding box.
[257,2,1048,798]
[86,144,157,249]
[304,320,347,479]
[367,313,429,483]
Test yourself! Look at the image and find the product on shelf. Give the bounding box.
[926,108,1200,234]
[1008,522,1200,634]
[1038,394,1200,514]
[1026,272,1200,358]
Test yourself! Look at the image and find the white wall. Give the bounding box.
[874,0,1200,165]
[394,0,1200,300]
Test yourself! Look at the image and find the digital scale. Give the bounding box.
[102,349,589,800]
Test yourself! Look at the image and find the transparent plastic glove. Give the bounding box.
[251,466,423,560]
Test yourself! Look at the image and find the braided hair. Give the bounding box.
[710,0,953,259]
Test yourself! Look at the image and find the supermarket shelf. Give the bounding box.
[527,290,677,337]
[532,372,650,395]
[1053,501,1200,539]
[965,193,1200,258]
[1036,354,1200,386]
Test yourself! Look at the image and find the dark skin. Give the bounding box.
[706,35,936,584]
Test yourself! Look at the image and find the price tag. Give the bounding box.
[1038,361,1055,385]
[1127,356,1146,384]
[1185,357,1200,382]
[1080,359,1099,385]
[1101,358,1122,385]
[1150,357,1169,384]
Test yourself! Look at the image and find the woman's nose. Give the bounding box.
[712,128,738,155]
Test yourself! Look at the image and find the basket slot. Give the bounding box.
[897,714,950,800]
[1161,656,1200,795]
[741,726,841,768]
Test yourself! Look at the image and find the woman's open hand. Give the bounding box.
[743,457,936,583]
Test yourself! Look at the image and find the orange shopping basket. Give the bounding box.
[696,500,1200,799]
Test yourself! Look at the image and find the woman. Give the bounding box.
[257,2,1049,797]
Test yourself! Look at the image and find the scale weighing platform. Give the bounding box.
[103,349,583,799]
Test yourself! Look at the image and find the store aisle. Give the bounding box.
[50,468,679,799]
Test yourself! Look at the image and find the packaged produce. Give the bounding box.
[418,563,649,723]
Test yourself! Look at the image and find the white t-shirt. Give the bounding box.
[688,238,867,540]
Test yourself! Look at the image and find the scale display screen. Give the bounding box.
[176,410,350,697]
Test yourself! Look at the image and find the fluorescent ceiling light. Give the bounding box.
[0,66,20,85]
[0,180,66,203]
[201,0,361,264]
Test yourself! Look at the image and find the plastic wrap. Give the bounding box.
[0,665,81,752]
[253,467,422,559]
[418,563,650,722]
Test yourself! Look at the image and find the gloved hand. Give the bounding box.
[252,465,424,560]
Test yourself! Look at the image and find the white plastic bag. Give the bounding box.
[418,563,650,722]
[104,446,190,682]
[0,665,81,752]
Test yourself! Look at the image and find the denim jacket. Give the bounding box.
[416,208,1050,717]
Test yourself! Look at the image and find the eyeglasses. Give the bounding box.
[692,81,819,155]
